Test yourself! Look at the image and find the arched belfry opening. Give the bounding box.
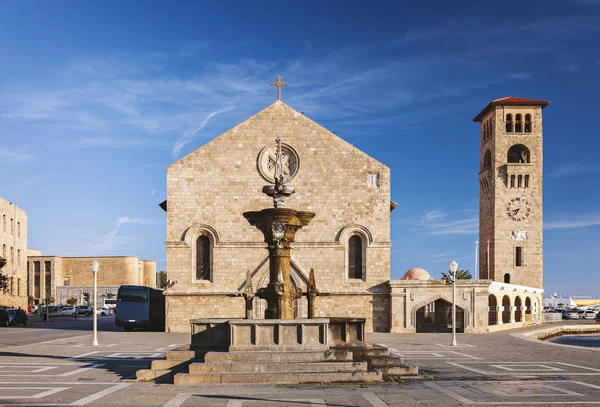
[507,144,530,163]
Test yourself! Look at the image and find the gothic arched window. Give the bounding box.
[348,235,363,279]
[196,235,211,280]
[505,114,513,132]
[524,114,532,132]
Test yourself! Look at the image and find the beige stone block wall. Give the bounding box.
[142,260,157,288]
[165,294,245,332]
[61,257,141,287]
[0,197,27,309]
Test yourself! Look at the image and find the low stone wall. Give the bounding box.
[190,317,367,352]
[523,325,600,341]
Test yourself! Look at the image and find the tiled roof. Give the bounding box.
[473,96,551,122]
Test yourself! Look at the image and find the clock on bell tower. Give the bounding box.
[474,97,550,289]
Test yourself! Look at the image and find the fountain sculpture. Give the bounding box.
[243,137,315,319]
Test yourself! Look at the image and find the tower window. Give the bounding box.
[195,235,211,280]
[517,175,523,188]
[507,144,530,163]
[506,114,513,132]
[524,114,532,132]
[348,235,363,279]
[515,246,523,267]
[524,175,530,188]
[504,273,510,283]
[510,175,515,188]
[483,150,492,169]
[515,114,523,132]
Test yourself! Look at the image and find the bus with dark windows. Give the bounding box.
[115,285,165,331]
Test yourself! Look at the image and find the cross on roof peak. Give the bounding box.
[270,75,288,101]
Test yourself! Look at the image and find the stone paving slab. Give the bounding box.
[0,319,598,406]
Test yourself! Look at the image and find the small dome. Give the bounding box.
[402,268,432,281]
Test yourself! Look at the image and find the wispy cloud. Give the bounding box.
[171,106,235,158]
[417,210,478,235]
[105,217,156,241]
[431,252,452,259]
[0,149,34,161]
[545,215,600,230]
[547,162,600,178]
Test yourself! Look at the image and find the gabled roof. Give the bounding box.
[473,96,551,122]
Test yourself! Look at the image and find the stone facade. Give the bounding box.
[476,97,549,288]
[164,100,392,333]
[26,254,156,305]
[163,95,549,335]
[0,197,27,309]
[389,279,491,334]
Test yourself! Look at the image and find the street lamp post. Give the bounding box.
[450,260,458,347]
[91,260,99,346]
[553,292,557,310]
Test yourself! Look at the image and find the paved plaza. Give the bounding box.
[0,317,598,406]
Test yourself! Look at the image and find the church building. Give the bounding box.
[161,80,547,334]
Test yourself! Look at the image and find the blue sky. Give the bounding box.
[1,1,599,296]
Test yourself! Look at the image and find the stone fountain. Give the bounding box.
[137,136,417,384]
[243,138,315,320]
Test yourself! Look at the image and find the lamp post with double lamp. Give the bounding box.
[91,260,99,346]
[450,260,458,347]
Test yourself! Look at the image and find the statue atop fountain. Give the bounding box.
[243,137,315,319]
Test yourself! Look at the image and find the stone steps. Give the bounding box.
[174,370,382,385]
[189,361,368,374]
[204,350,353,363]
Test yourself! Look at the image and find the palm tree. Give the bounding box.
[441,269,472,284]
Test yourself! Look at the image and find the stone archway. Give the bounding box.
[515,296,522,322]
[415,298,465,333]
[525,297,532,322]
[502,295,511,324]
[488,294,498,326]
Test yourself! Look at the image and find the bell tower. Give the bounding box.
[474,97,550,289]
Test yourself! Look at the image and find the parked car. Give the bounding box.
[59,306,76,316]
[562,310,580,320]
[96,307,112,316]
[579,310,596,320]
[76,306,93,316]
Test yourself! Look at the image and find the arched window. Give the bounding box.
[348,235,363,279]
[505,114,513,132]
[196,235,211,280]
[524,114,532,132]
[507,144,530,163]
[504,273,510,283]
[483,150,492,169]
[515,114,522,132]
